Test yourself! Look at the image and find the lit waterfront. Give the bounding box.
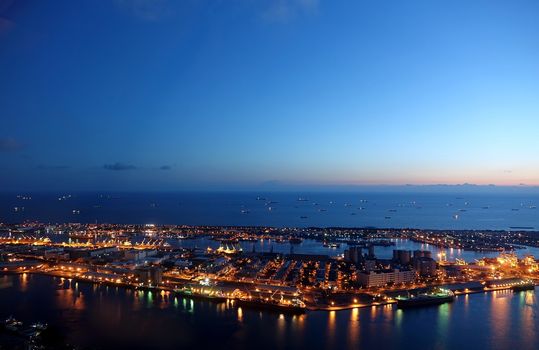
[1,273,537,349]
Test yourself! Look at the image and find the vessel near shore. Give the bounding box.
[236,298,306,314]
[396,288,455,309]
[511,280,536,292]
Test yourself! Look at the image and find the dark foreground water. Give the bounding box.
[1,274,538,350]
[1,191,539,230]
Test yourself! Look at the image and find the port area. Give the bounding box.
[3,269,536,313]
[305,279,538,311]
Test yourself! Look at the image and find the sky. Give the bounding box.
[1,0,539,191]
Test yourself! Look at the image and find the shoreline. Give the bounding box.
[3,271,536,313]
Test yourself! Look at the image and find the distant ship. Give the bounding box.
[396,288,454,309]
[300,216,308,219]
[297,198,309,202]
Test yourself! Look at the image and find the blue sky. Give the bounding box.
[1,0,539,191]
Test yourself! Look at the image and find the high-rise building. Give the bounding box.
[392,249,411,265]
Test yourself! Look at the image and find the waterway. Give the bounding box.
[174,237,539,261]
[0,274,537,349]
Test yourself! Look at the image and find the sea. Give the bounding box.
[0,274,537,350]
[1,191,538,230]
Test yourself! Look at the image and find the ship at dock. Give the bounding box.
[236,297,306,314]
[511,279,536,292]
[396,288,455,308]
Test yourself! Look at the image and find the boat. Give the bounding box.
[396,288,455,309]
[4,316,23,332]
[289,237,303,244]
[511,280,535,292]
[300,216,308,219]
[30,322,48,331]
[236,298,306,314]
[175,289,228,302]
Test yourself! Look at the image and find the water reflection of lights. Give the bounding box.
[327,310,336,346]
[519,291,537,347]
[395,309,403,328]
[347,308,360,348]
[21,273,28,292]
[491,290,510,341]
[237,307,243,322]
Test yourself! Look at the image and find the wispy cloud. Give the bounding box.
[0,0,15,35]
[37,164,70,170]
[115,0,173,21]
[262,0,319,22]
[104,162,137,171]
[0,138,24,152]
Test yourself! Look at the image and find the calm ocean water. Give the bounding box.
[1,191,538,230]
[0,274,537,350]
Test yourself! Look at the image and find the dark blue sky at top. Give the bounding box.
[1,0,539,191]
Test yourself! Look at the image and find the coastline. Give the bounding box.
[3,270,536,313]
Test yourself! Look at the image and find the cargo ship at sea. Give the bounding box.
[396,288,455,308]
